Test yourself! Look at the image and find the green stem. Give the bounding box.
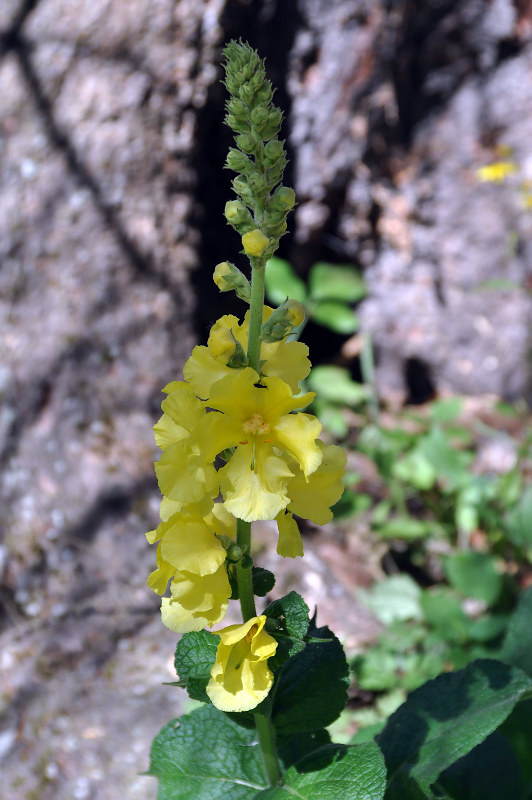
[254,713,283,786]
[239,254,283,786]
[236,518,257,621]
[246,258,266,373]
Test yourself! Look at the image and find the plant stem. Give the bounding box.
[237,255,283,786]
[254,713,283,786]
[246,258,266,373]
[236,518,257,621]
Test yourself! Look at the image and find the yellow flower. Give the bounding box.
[183,309,310,398]
[161,565,231,633]
[153,381,218,513]
[287,443,346,525]
[206,615,278,711]
[146,506,235,633]
[242,229,269,257]
[476,161,517,183]
[192,367,322,521]
[275,443,346,557]
[213,261,234,291]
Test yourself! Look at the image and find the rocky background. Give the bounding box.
[1,1,531,798]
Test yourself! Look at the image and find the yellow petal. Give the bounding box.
[170,564,231,613]
[276,510,304,557]
[219,443,293,522]
[262,340,311,392]
[155,439,218,506]
[206,615,277,712]
[183,345,233,399]
[287,443,346,524]
[191,412,244,464]
[274,412,322,478]
[154,382,205,450]
[160,515,227,576]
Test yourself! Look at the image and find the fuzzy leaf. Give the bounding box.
[174,630,218,703]
[378,658,532,793]
[271,622,349,734]
[256,741,386,800]
[148,705,266,799]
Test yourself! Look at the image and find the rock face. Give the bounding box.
[0,0,531,797]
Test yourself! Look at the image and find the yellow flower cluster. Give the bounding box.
[145,306,345,707]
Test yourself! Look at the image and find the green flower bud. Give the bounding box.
[232,176,252,201]
[251,106,269,129]
[271,185,296,210]
[248,172,267,195]
[261,298,305,342]
[264,139,284,164]
[213,261,251,303]
[242,229,270,257]
[239,83,256,105]
[224,200,253,228]
[226,544,245,563]
[225,148,251,173]
[227,98,248,120]
[236,133,256,154]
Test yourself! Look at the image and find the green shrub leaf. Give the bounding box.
[173,630,218,703]
[310,300,360,334]
[271,621,349,734]
[309,262,367,303]
[378,658,532,793]
[444,551,503,605]
[500,585,532,676]
[148,705,266,799]
[256,741,386,800]
[265,257,307,305]
[308,366,367,406]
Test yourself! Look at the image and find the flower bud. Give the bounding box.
[261,298,306,342]
[270,186,296,211]
[242,229,270,257]
[251,106,269,129]
[225,148,251,173]
[208,323,237,361]
[226,544,244,563]
[264,138,284,164]
[236,133,256,154]
[213,261,251,303]
[248,172,267,195]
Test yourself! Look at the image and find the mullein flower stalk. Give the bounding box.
[146,41,346,791]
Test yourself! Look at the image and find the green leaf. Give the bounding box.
[376,517,438,541]
[359,575,422,625]
[309,262,367,303]
[420,590,472,644]
[252,566,276,596]
[265,257,307,305]
[378,658,532,793]
[393,451,437,490]
[310,300,360,334]
[437,729,530,800]
[429,396,463,423]
[174,630,218,703]
[500,585,532,677]
[444,551,503,605]
[264,590,310,641]
[505,486,532,549]
[256,741,386,800]
[499,698,532,783]
[148,705,266,798]
[416,426,474,491]
[271,622,349,734]
[308,365,367,406]
[277,729,331,770]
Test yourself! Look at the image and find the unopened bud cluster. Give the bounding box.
[223,40,296,258]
